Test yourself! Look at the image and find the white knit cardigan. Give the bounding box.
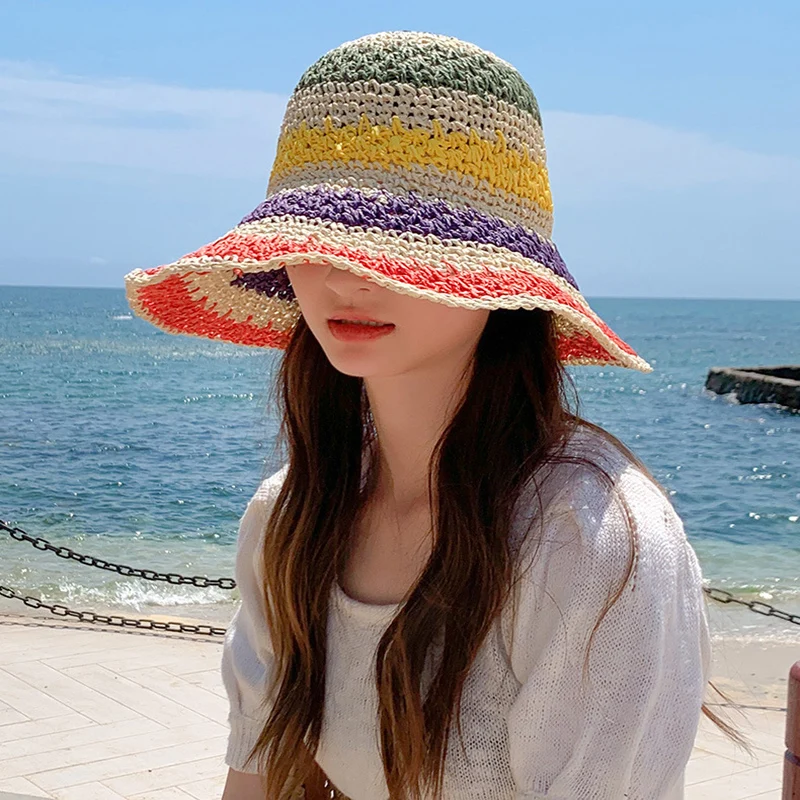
[221,427,712,799]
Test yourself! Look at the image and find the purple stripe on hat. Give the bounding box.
[240,186,578,290]
[229,266,294,299]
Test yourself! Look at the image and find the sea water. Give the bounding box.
[1,286,798,642]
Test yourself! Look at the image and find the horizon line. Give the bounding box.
[1,283,799,302]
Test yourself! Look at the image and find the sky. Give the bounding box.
[0,1,798,299]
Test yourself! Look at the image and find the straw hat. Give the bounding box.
[124,31,651,372]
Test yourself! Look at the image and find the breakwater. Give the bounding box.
[705,365,800,410]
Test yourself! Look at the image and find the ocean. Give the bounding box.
[1,286,798,642]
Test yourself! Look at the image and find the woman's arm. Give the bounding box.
[220,466,289,775]
[505,465,711,799]
[221,767,268,800]
[221,762,330,799]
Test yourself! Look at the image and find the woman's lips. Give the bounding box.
[327,319,396,341]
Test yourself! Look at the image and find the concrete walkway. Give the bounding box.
[0,613,788,800]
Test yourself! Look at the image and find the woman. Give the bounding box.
[125,31,747,800]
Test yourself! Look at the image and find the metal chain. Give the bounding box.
[3,518,799,635]
[0,519,235,590]
[702,586,800,626]
[0,582,227,635]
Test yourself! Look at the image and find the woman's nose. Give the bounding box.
[324,265,375,297]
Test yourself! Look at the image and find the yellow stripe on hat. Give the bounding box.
[280,82,547,168]
[269,114,554,215]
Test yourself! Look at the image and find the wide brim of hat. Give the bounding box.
[124,217,652,373]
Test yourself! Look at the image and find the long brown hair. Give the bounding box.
[245,306,751,798]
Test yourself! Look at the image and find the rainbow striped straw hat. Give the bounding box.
[124,31,651,373]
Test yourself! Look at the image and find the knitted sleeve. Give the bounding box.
[220,465,288,773]
[505,463,712,800]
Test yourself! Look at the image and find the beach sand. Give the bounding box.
[707,634,795,709]
[0,598,796,799]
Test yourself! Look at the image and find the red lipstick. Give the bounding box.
[327,317,396,341]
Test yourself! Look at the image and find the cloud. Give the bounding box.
[543,110,800,201]
[0,60,798,201]
[0,61,289,178]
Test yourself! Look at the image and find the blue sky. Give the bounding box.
[1,0,798,298]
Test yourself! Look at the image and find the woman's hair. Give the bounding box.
[245,306,750,799]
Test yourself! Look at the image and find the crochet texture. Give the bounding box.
[221,426,711,799]
[124,31,652,373]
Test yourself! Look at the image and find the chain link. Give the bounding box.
[702,586,800,626]
[0,519,235,590]
[0,517,232,635]
[3,518,799,636]
[0,582,227,635]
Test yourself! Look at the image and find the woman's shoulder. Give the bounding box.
[534,424,672,517]
[513,424,690,578]
[235,464,289,565]
[503,425,704,678]
[236,463,290,535]
[248,463,290,511]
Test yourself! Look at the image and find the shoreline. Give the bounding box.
[3,588,798,640]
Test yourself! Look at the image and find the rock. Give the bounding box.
[705,365,800,410]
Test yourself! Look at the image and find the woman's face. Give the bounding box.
[285,261,490,379]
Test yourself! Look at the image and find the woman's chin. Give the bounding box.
[325,352,383,378]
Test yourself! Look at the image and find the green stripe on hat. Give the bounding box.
[295,31,542,124]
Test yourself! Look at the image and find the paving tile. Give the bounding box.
[128,789,196,799]
[0,626,89,650]
[0,775,54,798]
[108,667,227,724]
[36,643,151,672]
[685,752,759,785]
[95,643,216,676]
[0,670,74,721]
[0,714,93,746]
[694,729,763,762]
[168,669,226,699]
[103,756,225,797]
[48,783,127,800]
[2,718,163,761]
[0,706,28,727]
[179,773,228,800]
[3,663,140,726]
[685,761,783,800]
[696,713,785,766]
[0,793,52,800]
[148,650,223,679]
[0,794,51,800]
[55,665,212,730]
[23,730,227,792]
[0,626,124,656]
[738,730,784,764]
[0,722,224,784]
[0,637,126,668]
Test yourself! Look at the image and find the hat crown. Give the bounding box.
[294,31,542,125]
[269,31,553,240]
